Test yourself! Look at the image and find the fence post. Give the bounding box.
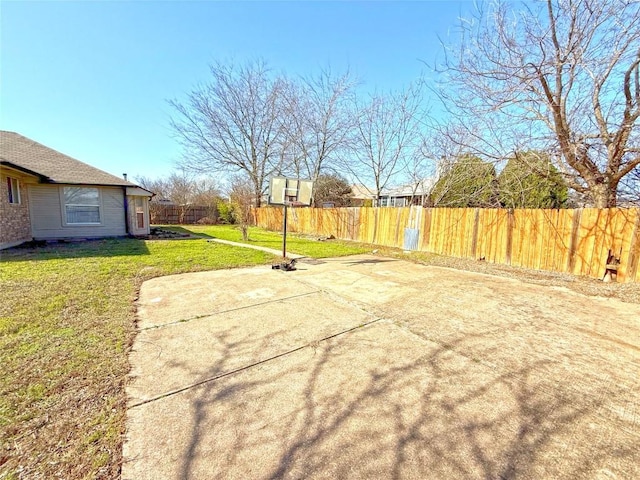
[627,213,640,282]
[421,208,432,252]
[470,208,480,259]
[505,209,515,265]
[567,209,583,274]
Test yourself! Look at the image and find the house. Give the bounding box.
[0,131,153,249]
[350,179,435,207]
[350,184,376,207]
[377,179,434,207]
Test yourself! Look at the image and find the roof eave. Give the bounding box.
[0,160,51,182]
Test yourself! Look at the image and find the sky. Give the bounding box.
[1,0,473,183]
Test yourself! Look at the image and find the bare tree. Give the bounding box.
[617,162,640,205]
[402,135,437,206]
[228,175,255,241]
[169,59,285,206]
[138,171,222,223]
[345,83,427,204]
[137,171,220,206]
[281,68,358,181]
[437,0,640,207]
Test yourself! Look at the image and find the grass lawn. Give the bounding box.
[0,230,371,479]
[0,237,273,480]
[175,224,371,258]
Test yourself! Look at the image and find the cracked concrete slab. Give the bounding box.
[136,267,317,329]
[128,291,376,404]
[123,255,640,480]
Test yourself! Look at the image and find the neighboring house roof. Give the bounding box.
[380,178,435,198]
[0,130,142,188]
[351,184,376,199]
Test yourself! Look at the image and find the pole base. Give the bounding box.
[272,258,298,271]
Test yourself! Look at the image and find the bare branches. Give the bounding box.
[436,0,640,207]
[170,60,360,203]
[169,59,285,206]
[344,82,428,202]
[281,68,358,182]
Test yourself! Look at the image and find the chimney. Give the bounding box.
[123,173,128,181]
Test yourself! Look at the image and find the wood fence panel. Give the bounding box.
[522,210,537,269]
[377,209,389,245]
[446,209,458,256]
[550,210,572,273]
[149,204,214,225]
[429,208,444,255]
[463,208,477,258]
[574,209,599,277]
[476,209,489,261]
[420,208,432,251]
[616,209,639,282]
[630,212,640,282]
[378,208,396,247]
[253,206,640,282]
[446,209,456,256]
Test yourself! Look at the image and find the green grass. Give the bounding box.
[0,237,273,480]
[177,224,371,258]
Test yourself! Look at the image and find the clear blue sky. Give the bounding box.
[1,1,472,182]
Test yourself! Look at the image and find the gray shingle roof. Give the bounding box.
[0,130,139,187]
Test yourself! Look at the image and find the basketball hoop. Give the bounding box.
[267,177,314,263]
[268,177,314,206]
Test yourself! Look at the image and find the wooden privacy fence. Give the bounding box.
[149,204,217,225]
[254,206,640,283]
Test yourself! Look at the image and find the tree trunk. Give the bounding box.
[590,183,617,208]
[253,181,262,207]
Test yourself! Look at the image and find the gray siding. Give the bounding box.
[29,184,127,239]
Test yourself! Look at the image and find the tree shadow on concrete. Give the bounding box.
[168,318,638,480]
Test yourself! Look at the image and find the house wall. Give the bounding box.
[127,195,151,236]
[0,169,33,249]
[29,184,127,239]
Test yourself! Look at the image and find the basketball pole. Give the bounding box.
[282,201,288,259]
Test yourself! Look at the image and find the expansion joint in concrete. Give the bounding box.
[129,316,385,409]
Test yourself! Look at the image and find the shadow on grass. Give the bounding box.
[153,225,215,239]
[342,258,395,266]
[0,237,151,262]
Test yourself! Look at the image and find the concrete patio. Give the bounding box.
[123,255,640,479]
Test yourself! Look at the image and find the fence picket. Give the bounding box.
[253,206,640,283]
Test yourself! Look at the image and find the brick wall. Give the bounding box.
[0,172,32,248]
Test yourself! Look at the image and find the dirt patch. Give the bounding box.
[379,248,640,304]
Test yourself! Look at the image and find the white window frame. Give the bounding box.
[7,177,21,205]
[60,186,103,226]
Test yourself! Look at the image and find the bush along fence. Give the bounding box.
[253,206,640,283]
[149,204,217,225]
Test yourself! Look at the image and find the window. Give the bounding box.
[135,197,145,228]
[7,177,20,204]
[63,187,101,224]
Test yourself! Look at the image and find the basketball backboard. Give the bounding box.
[269,177,314,206]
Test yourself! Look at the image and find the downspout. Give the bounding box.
[122,173,132,236]
[123,186,131,236]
